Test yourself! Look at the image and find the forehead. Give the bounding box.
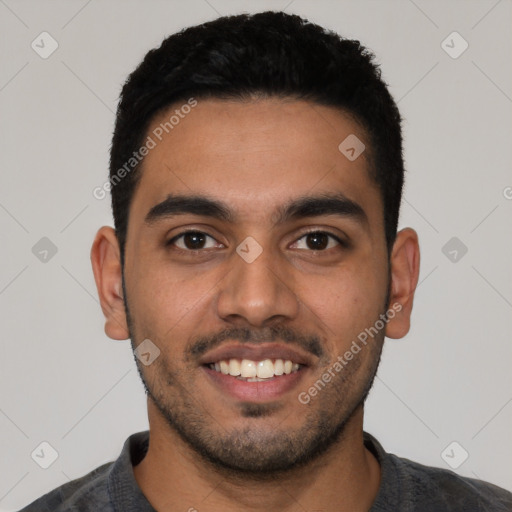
[130,98,382,228]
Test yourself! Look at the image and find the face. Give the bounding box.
[112,98,396,473]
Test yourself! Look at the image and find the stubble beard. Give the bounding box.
[122,275,387,478]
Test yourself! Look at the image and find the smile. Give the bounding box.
[199,343,313,401]
[208,358,302,381]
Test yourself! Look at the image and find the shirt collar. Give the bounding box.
[106,429,397,511]
[107,430,155,512]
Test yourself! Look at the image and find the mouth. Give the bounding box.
[207,358,302,382]
[199,343,313,402]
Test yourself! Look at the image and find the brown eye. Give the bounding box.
[291,231,344,251]
[168,231,220,251]
[305,232,329,250]
[183,232,207,249]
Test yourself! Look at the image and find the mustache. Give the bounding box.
[186,325,325,361]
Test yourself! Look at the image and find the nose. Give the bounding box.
[215,242,300,327]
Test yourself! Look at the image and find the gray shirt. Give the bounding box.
[19,430,512,511]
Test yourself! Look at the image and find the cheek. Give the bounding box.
[297,266,386,346]
[129,263,218,339]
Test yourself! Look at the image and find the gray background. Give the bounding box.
[1,0,511,509]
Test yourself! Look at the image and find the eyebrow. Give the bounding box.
[144,192,368,228]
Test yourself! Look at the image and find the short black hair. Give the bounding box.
[109,11,404,264]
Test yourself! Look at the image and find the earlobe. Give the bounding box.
[90,226,130,340]
[385,228,420,339]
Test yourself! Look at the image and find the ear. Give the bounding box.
[385,227,420,339]
[90,226,130,340]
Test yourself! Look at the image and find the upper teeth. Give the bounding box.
[212,358,300,379]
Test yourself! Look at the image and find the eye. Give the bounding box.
[167,231,223,251]
[290,231,344,251]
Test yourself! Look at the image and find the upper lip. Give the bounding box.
[199,343,316,367]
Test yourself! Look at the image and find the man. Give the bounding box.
[20,10,512,512]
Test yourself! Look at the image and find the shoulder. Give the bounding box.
[388,452,512,511]
[18,461,114,511]
[365,433,512,511]
[18,431,151,512]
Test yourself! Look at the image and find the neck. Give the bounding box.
[133,399,381,512]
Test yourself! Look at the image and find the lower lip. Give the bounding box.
[203,366,308,402]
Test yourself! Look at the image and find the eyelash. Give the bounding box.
[166,230,347,253]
